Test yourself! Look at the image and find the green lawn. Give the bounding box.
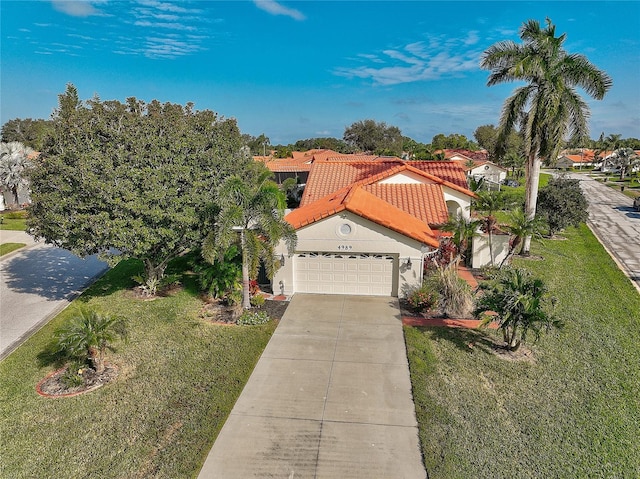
[0,243,25,256]
[0,257,276,478]
[0,217,27,231]
[406,224,640,478]
[1,210,28,231]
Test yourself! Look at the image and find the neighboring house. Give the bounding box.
[555,154,594,169]
[272,159,475,297]
[455,160,507,185]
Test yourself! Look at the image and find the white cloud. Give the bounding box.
[253,1,305,21]
[51,0,102,17]
[334,35,484,86]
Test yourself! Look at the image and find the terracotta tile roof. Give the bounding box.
[301,159,468,206]
[263,158,313,172]
[285,185,440,247]
[363,183,449,225]
[440,149,489,162]
[560,154,594,164]
[452,159,507,171]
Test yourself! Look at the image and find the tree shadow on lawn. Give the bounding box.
[418,325,499,356]
[80,253,202,301]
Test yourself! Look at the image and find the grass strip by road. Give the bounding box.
[0,243,25,256]
[0,211,28,231]
[0,256,276,478]
[406,223,640,478]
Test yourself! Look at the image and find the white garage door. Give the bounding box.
[294,252,395,296]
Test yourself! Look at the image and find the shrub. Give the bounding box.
[60,360,87,388]
[250,294,266,307]
[236,310,270,326]
[406,285,439,313]
[426,260,474,318]
[193,246,241,302]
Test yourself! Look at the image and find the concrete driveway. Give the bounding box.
[0,231,109,359]
[560,173,640,292]
[198,294,426,479]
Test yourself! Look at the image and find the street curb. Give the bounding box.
[586,220,640,295]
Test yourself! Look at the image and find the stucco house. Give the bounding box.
[271,158,475,297]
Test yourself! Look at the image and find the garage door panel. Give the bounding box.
[294,253,395,296]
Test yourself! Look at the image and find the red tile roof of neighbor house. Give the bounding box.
[285,184,440,248]
[300,159,469,206]
[452,158,507,171]
[439,149,489,162]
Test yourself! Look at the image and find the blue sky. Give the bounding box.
[2,1,639,145]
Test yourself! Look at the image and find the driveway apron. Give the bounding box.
[198,294,426,479]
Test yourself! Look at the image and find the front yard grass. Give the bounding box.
[406,223,640,478]
[0,243,25,256]
[0,257,276,478]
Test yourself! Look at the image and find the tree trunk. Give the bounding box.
[88,347,104,374]
[522,153,542,255]
[241,229,251,310]
[11,186,19,207]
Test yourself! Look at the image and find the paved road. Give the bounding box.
[0,231,109,359]
[561,173,640,292]
[199,294,426,479]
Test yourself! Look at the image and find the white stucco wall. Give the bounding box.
[273,211,431,297]
[442,187,472,220]
[470,164,507,184]
[472,233,510,268]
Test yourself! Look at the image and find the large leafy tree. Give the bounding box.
[343,119,403,156]
[0,141,35,206]
[537,176,589,236]
[27,84,247,284]
[1,118,52,151]
[203,163,297,309]
[481,18,612,254]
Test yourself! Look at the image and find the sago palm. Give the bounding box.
[54,308,128,374]
[475,268,558,351]
[481,18,612,254]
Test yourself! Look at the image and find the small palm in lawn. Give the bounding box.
[203,163,297,309]
[54,308,127,374]
[440,214,482,267]
[482,18,612,255]
[475,268,559,351]
[499,208,544,268]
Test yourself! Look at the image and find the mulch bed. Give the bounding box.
[36,364,118,398]
[199,298,289,325]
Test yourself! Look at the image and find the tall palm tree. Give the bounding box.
[481,18,612,254]
[203,163,297,309]
[0,141,35,206]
